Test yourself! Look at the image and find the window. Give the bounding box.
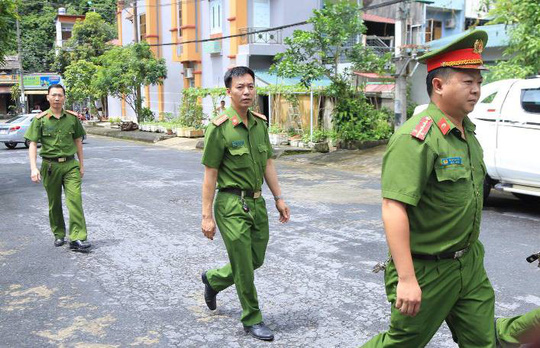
[521,88,540,114]
[210,0,222,34]
[178,4,182,37]
[139,13,146,42]
[425,19,442,42]
[481,92,497,104]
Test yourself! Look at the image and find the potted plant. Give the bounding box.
[269,125,288,145]
[307,129,330,153]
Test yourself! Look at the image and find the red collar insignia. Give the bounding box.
[437,117,451,135]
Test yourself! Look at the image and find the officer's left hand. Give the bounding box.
[276,200,290,223]
[79,165,84,179]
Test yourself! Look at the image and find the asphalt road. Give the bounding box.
[0,136,538,347]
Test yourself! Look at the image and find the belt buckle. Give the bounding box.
[58,157,66,163]
[253,191,261,199]
[453,249,466,259]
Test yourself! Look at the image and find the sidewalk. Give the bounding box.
[84,124,314,157]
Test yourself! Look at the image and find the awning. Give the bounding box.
[25,90,48,95]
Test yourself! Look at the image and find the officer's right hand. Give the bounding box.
[395,277,422,317]
[31,168,41,183]
[201,217,216,240]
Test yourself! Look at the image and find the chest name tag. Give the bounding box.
[231,140,245,148]
[440,157,462,166]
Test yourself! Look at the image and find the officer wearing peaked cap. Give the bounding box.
[362,30,495,346]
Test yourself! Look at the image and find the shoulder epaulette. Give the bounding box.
[35,111,48,119]
[65,110,79,117]
[410,116,433,141]
[251,110,267,121]
[212,114,229,126]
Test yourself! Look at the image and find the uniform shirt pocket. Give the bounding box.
[432,165,472,205]
[228,146,251,168]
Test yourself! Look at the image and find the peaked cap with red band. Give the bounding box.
[419,30,489,72]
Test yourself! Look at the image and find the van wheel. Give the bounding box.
[4,142,17,149]
[24,139,30,148]
[483,176,492,202]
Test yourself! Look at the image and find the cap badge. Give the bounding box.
[473,39,484,54]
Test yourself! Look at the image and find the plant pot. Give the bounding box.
[269,133,289,145]
[310,141,330,153]
[166,129,173,135]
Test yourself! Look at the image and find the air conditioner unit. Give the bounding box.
[445,18,456,29]
[184,68,193,79]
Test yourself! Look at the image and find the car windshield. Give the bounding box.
[521,88,540,113]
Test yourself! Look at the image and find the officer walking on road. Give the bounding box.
[24,84,91,252]
[200,66,290,341]
[362,30,496,346]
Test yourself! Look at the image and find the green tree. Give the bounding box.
[2,0,117,73]
[54,11,115,73]
[271,1,392,142]
[485,0,540,80]
[96,42,167,123]
[63,60,103,114]
[0,0,18,64]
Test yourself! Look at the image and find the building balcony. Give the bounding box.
[239,27,283,45]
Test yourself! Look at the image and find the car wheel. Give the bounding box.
[24,139,30,148]
[483,175,492,202]
[4,142,17,149]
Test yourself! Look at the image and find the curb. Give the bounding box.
[85,126,175,143]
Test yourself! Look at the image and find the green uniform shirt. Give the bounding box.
[381,103,486,255]
[24,108,86,158]
[201,107,273,191]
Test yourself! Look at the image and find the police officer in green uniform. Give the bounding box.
[24,84,91,252]
[200,66,290,341]
[362,30,496,347]
[496,308,540,347]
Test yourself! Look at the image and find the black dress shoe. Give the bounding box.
[244,322,274,341]
[201,271,218,310]
[54,238,65,247]
[69,240,91,251]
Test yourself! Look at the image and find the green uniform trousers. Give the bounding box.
[206,192,269,326]
[496,308,540,347]
[362,241,495,347]
[41,159,87,241]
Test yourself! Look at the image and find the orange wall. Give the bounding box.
[228,0,247,61]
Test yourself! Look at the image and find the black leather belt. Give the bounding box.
[42,155,75,163]
[412,247,470,261]
[219,188,262,199]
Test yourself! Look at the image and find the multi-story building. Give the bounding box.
[109,0,406,120]
[109,0,326,120]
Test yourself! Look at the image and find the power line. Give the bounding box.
[145,0,409,47]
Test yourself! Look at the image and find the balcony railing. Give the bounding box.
[239,27,283,45]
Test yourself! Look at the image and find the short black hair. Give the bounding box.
[426,67,455,97]
[224,66,255,88]
[48,84,65,95]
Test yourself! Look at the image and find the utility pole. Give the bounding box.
[394,0,409,128]
[132,0,142,122]
[132,0,139,43]
[16,17,27,114]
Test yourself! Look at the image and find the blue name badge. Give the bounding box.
[231,140,245,148]
[440,157,462,166]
